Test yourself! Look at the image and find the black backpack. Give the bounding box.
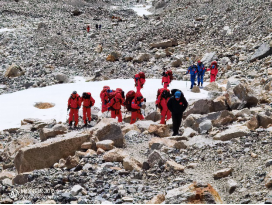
[161,90,171,99]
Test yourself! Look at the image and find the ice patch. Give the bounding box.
[0,28,15,33]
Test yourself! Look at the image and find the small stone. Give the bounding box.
[227,179,238,194]
[213,168,233,179]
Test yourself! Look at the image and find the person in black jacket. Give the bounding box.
[167,90,188,136]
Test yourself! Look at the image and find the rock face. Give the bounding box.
[213,125,250,141]
[91,118,124,147]
[4,64,25,77]
[165,183,223,203]
[250,43,272,62]
[148,124,170,137]
[14,132,90,174]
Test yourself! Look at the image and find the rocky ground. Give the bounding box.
[1,0,272,204]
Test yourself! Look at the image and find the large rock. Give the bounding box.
[12,172,31,185]
[39,124,67,141]
[233,84,258,107]
[135,120,154,132]
[250,43,272,62]
[191,86,200,93]
[213,96,228,112]
[204,82,220,91]
[246,116,259,130]
[121,124,141,135]
[65,155,79,169]
[4,64,24,78]
[213,125,250,141]
[148,150,167,168]
[265,171,272,188]
[257,113,272,128]
[91,118,124,147]
[184,99,215,116]
[199,120,212,133]
[103,148,128,162]
[165,183,223,204]
[182,127,197,138]
[55,73,69,83]
[14,132,90,174]
[224,90,243,110]
[134,53,150,62]
[212,110,236,127]
[171,59,182,67]
[123,157,142,171]
[145,111,161,122]
[201,52,217,66]
[213,168,233,179]
[148,124,170,137]
[150,39,178,49]
[96,140,114,151]
[165,160,185,171]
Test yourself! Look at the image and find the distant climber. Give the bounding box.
[99,24,101,30]
[167,90,188,136]
[87,25,90,33]
[162,69,173,89]
[156,88,172,124]
[134,72,146,94]
[130,92,145,124]
[207,61,218,82]
[81,92,95,126]
[186,64,197,89]
[96,24,98,30]
[67,91,81,128]
[196,61,206,87]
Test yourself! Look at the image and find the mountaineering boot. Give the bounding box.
[69,122,72,127]
[84,120,87,127]
[201,83,203,87]
[198,82,200,86]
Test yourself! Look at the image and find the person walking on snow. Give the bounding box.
[100,86,110,113]
[196,61,206,87]
[207,61,218,82]
[67,91,81,128]
[161,70,173,89]
[81,92,95,126]
[108,93,125,122]
[186,64,198,89]
[134,72,146,94]
[130,92,145,124]
[167,90,188,136]
[156,88,172,124]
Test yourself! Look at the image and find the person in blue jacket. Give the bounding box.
[186,64,198,89]
[197,61,206,87]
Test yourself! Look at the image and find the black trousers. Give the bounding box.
[172,113,183,135]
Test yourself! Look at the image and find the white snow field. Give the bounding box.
[131,4,152,16]
[0,28,15,33]
[0,78,209,130]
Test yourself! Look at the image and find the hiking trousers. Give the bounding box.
[111,109,122,122]
[69,109,79,126]
[172,113,183,135]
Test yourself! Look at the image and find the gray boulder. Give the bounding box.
[250,43,272,62]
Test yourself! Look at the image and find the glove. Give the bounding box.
[77,106,80,109]
[67,107,70,111]
[138,103,142,108]
[143,98,146,102]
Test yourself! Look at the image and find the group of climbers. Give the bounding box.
[67,61,218,133]
[186,60,218,89]
[67,91,95,128]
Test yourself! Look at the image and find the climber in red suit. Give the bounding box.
[207,61,218,82]
[100,86,110,113]
[134,72,146,94]
[156,88,171,124]
[130,92,145,124]
[108,93,125,122]
[81,92,95,126]
[67,91,81,127]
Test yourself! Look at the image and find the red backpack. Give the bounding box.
[139,72,145,79]
[167,70,173,81]
[100,86,110,99]
[116,88,125,99]
[125,90,136,111]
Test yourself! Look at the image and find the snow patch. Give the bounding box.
[0,79,209,130]
[0,28,15,33]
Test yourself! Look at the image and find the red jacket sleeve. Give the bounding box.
[91,97,95,106]
[77,97,81,108]
[68,98,71,107]
[108,99,115,107]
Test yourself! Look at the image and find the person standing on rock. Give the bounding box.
[86,25,90,33]
[185,64,197,89]
[81,92,95,126]
[99,24,102,30]
[100,86,110,113]
[167,90,188,136]
[96,24,98,30]
[108,93,125,122]
[67,91,81,128]
[196,61,206,87]
[134,72,146,94]
[130,92,145,124]
[156,88,172,124]
[207,61,218,82]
